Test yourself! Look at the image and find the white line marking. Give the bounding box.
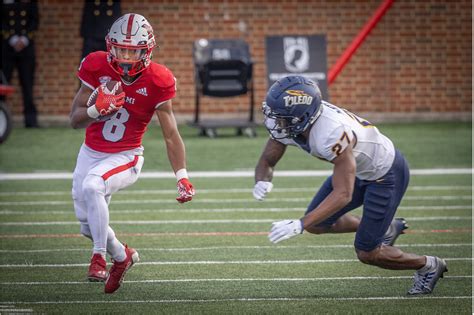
[399,205,472,210]
[1,296,471,305]
[0,243,469,254]
[0,185,470,197]
[0,195,471,206]
[0,258,471,268]
[0,168,472,181]
[409,186,471,190]
[0,275,470,285]
[1,205,470,215]
[0,216,470,226]
[403,196,472,200]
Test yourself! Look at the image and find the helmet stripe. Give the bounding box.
[125,14,135,39]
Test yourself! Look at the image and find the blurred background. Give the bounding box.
[2,0,471,128]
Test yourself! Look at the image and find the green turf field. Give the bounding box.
[0,122,472,314]
[0,122,471,173]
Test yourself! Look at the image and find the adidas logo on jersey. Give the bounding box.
[136,87,148,96]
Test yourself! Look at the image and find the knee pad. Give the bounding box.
[82,174,106,197]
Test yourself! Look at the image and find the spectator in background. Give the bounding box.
[80,0,121,59]
[0,0,39,128]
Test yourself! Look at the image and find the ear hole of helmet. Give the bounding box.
[291,117,300,124]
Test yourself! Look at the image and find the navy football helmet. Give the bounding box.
[263,76,322,139]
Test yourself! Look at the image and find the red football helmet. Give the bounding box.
[106,13,156,76]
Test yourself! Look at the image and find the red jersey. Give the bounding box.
[77,51,176,153]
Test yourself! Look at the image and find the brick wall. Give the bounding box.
[6,0,472,124]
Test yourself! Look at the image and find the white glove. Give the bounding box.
[253,181,273,201]
[268,219,303,244]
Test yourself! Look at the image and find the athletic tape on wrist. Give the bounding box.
[175,168,188,181]
[86,105,100,119]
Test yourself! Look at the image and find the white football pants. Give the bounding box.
[72,144,144,259]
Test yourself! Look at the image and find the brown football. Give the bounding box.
[87,80,123,121]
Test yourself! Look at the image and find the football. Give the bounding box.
[87,80,123,121]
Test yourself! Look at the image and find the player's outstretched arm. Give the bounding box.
[301,142,356,229]
[253,139,286,201]
[156,101,195,203]
[156,100,186,171]
[70,84,96,129]
[255,138,286,181]
[268,141,356,244]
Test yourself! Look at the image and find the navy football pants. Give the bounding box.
[305,150,410,252]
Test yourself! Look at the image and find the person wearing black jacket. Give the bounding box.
[80,0,121,59]
[1,0,39,128]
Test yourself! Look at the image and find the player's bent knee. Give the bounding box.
[82,175,106,196]
[356,247,380,265]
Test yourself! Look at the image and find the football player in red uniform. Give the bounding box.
[69,13,195,294]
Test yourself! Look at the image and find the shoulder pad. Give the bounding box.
[148,63,176,90]
[79,51,107,72]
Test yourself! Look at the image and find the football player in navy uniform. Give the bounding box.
[253,76,447,295]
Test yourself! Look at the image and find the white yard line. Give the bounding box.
[0,205,471,215]
[0,275,471,286]
[0,168,472,181]
[1,296,471,305]
[0,195,471,206]
[0,308,33,312]
[0,257,471,268]
[0,216,470,226]
[0,185,470,197]
[0,243,469,254]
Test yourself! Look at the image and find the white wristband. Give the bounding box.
[175,168,188,181]
[87,105,100,119]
